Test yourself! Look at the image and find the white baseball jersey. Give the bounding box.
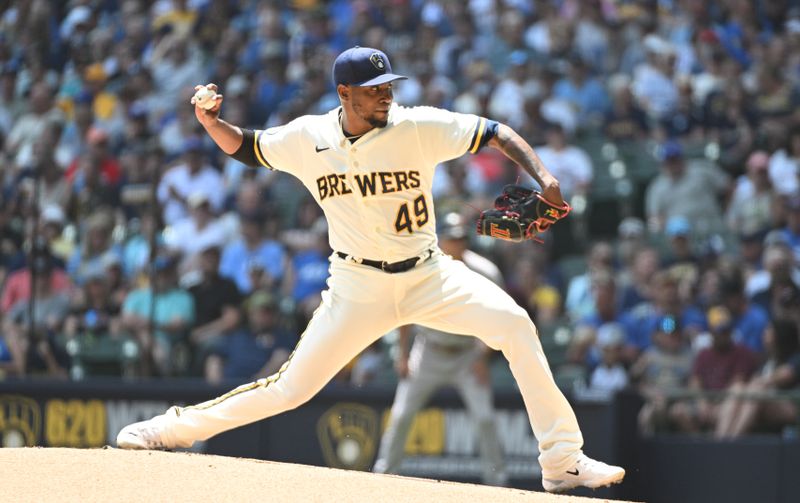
[254,103,489,262]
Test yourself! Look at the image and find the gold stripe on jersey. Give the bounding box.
[180,303,321,412]
[254,130,274,170]
[469,117,487,154]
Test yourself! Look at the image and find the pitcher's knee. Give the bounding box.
[495,310,538,348]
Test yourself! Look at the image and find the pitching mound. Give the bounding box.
[0,447,629,502]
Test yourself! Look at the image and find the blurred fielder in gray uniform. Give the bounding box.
[373,213,508,486]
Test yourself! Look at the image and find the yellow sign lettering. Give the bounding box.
[381,408,444,456]
[45,399,107,447]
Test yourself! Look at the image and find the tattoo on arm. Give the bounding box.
[489,124,554,188]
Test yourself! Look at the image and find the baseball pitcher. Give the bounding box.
[117,47,624,493]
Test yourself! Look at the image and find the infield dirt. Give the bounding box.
[0,447,634,502]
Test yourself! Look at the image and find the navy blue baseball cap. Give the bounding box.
[332,47,407,87]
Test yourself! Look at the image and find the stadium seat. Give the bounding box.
[65,334,139,379]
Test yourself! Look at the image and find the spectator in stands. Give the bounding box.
[768,125,800,198]
[117,145,152,215]
[669,306,758,434]
[33,139,70,211]
[615,217,647,282]
[1,245,72,314]
[283,218,331,327]
[701,79,756,170]
[39,205,71,264]
[120,101,155,153]
[4,81,64,167]
[507,259,563,325]
[187,245,242,375]
[219,213,286,294]
[662,217,700,304]
[587,323,629,395]
[64,126,123,213]
[204,290,292,385]
[525,2,573,60]
[662,216,700,269]
[66,209,121,286]
[604,75,649,142]
[55,89,93,168]
[80,62,121,135]
[157,137,224,226]
[488,50,532,130]
[780,195,800,263]
[726,151,775,237]
[528,122,593,201]
[571,0,612,73]
[746,231,800,295]
[630,314,694,434]
[164,192,232,273]
[552,58,610,127]
[0,196,25,279]
[0,61,21,143]
[645,140,729,236]
[663,74,703,139]
[64,126,122,185]
[631,35,679,123]
[718,271,769,354]
[149,34,206,108]
[122,254,195,376]
[752,65,800,127]
[103,254,129,310]
[121,213,158,280]
[431,11,479,81]
[565,241,614,322]
[737,228,767,286]
[567,270,625,370]
[1,253,72,377]
[63,263,123,340]
[622,270,706,363]
[716,319,800,439]
[750,240,800,322]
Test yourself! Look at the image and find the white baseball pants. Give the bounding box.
[156,252,584,474]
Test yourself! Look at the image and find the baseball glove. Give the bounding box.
[476,185,571,242]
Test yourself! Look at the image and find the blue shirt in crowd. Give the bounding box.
[219,239,286,294]
[291,250,330,303]
[732,304,770,353]
[623,305,707,351]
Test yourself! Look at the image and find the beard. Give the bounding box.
[366,115,388,128]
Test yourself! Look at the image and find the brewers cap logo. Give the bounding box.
[369,53,386,71]
[0,395,41,447]
[317,403,378,471]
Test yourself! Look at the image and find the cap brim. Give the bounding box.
[353,74,407,86]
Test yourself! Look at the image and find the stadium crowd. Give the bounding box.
[1,0,800,438]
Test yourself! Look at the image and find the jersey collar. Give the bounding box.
[332,104,398,148]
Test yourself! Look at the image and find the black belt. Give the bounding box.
[336,249,434,274]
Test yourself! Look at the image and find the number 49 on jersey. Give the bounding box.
[395,195,429,234]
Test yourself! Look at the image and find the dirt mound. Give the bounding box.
[0,447,628,502]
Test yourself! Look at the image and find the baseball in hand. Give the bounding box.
[192,86,217,110]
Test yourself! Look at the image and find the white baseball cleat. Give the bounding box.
[116,418,170,450]
[542,454,625,493]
